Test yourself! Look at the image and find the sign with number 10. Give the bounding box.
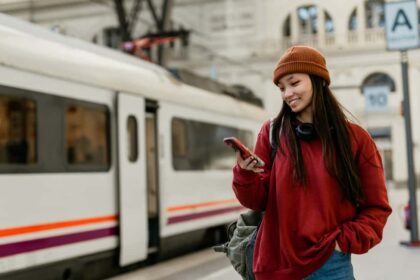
[364,86,390,113]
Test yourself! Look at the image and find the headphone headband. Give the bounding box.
[295,123,316,141]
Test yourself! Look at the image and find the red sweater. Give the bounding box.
[232,120,392,280]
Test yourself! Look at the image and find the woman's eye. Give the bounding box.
[291,81,299,86]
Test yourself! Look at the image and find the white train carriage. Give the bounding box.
[0,13,268,279]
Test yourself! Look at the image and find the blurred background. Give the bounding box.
[0,0,420,279]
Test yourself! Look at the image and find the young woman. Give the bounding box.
[232,46,392,280]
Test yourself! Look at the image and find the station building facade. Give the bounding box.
[2,0,420,187]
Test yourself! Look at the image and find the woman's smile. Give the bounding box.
[288,98,300,107]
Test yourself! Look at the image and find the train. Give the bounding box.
[0,13,268,279]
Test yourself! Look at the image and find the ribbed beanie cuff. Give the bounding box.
[272,46,330,85]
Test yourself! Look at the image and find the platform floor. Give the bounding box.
[111,185,420,280]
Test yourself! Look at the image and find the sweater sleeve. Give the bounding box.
[232,120,272,211]
[336,126,392,254]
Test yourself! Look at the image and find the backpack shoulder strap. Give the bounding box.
[269,118,277,162]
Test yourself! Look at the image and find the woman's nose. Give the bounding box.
[283,87,293,97]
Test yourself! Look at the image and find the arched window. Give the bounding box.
[297,5,334,34]
[348,8,357,31]
[325,12,334,33]
[283,15,291,37]
[365,0,385,28]
[362,72,396,93]
[298,5,317,34]
[282,6,334,37]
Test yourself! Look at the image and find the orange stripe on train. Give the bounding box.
[0,215,118,238]
[167,198,238,212]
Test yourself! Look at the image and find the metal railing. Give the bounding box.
[364,28,385,44]
[168,28,387,62]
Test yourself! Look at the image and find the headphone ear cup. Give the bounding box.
[295,123,316,140]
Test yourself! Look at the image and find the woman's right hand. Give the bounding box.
[236,150,264,173]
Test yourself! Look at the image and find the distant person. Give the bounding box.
[232,46,392,279]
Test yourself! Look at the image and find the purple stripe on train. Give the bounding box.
[0,206,244,258]
[0,227,117,258]
[167,205,244,224]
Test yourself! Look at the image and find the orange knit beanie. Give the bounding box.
[272,45,330,85]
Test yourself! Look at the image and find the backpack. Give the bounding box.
[213,119,277,280]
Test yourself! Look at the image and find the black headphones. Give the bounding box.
[294,123,316,141]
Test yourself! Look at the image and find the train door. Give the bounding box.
[145,100,159,252]
[117,93,148,266]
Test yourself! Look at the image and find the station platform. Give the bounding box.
[110,185,420,280]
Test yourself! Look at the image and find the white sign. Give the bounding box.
[364,86,390,113]
[385,1,419,50]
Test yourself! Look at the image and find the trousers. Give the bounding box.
[304,250,355,280]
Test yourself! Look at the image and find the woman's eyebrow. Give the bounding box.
[278,75,295,86]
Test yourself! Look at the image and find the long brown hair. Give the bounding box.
[272,75,362,206]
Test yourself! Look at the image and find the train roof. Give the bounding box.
[0,13,268,120]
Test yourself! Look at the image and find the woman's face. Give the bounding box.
[278,73,313,118]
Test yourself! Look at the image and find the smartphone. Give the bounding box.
[223,137,265,167]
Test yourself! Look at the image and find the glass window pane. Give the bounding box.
[0,96,37,164]
[171,117,253,171]
[66,104,109,166]
[172,118,188,157]
[348,9,357,31]
[362,73,396,92]
[325,12,334,33]
[365,0,385,28]
[127,115,138,162]
[297,6,334,34]
[298,5,318,34]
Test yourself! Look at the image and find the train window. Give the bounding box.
[171,117,253,170]
[127,115,138,162]
[0,96,37,164]
[65,104,110,168]
[172,118,188,157]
